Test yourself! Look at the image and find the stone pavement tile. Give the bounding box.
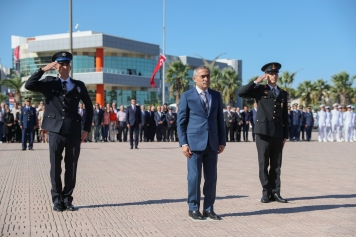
[0,138,355,236]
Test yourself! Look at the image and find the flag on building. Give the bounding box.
[150,54,166,88]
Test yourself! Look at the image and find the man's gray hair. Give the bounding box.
[193,66,210,76]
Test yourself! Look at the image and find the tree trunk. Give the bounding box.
[175,92,180,105]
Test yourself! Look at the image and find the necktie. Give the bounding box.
[271,87,276,97]
[62,81,67,93]
[201,91,209,113]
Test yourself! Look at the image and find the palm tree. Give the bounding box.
[312,79,330,104]
[0,93,8,103]
[330,71,356,106]
[278,71,299,102]
[165,60,191,104]
[248,76,259,83]
[295,80,315,106]
[221,68,241,105]
[209,66,224,92]
[0,73,26,103]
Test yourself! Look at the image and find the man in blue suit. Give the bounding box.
[19,97,38,150]
[126,98,141,149]
[177,66,226,221]
[241,106,251,142]
[154,106,166,141]
[291,103,302,141]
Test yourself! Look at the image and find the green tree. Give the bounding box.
[0,73,26,103]
[295,80,315,106]
[312,79,330,105]
[209,66,224,92]
[0,93,8,103]
[165,60,191,104]
[330,71,356,106]
[278,70,299,101]
[221,68,241,105]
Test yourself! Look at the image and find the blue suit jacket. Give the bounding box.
[126,105,141,126]
[177,88,226,152]
[250,108,257,125]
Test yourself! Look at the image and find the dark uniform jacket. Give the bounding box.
[238,81,289,138]
[292,110,303,126]
[19,106,37,129]
[25,69,93,134]
[304,112,314,127]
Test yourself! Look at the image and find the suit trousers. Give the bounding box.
[255,134,283,197]
[139,125,145,141]
[156,124,163,141]
[242,123,249,141]
[118,121,128,142]
[93,124,102,142]
[166,126,174,141]
[22,128,34,149]
[251,124,255,141]
[235,125,242,142]
[129,123,139,147]
[187,143,218,211]
[49,131,81,204]
[291,125,300,140]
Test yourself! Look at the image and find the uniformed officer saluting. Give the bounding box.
[238,62,289,204]
[25,52,93,212]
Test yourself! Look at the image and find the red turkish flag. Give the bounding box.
[150,54,166,88]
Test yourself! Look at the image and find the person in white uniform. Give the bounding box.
[338,106,344,142]
[316,104,327,142]
[343,105,353,142]
[330,103,340,142]
[351,106,356,141]
[325,106,332,141]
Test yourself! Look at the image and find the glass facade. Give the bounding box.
[104,56,156,77]
[104,89,160,107]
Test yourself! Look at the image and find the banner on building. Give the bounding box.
[150,54,166,88]
[14,46,20,72]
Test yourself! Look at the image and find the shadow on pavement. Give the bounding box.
[77,195,247,209]
[288,194,356,201]
[221,204,356,217]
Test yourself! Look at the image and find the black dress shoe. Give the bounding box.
[203,210,221,220]
[188,210,204,220]
[64,203,76,211]
[130,146,133,149]
[22,148,26,151]
[261,196,269,203]
[272,193,287,203]
[53,203,64,212]
[135,146,138,149]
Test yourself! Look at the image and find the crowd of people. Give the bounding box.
[0,100,179,145]
[2,100,355,145]
[223,102,356,143]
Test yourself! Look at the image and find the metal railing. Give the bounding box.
[42,67,153,77]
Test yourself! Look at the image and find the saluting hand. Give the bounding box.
[255,73,267,83]
[42,62,58,72]
[182,145,192,158]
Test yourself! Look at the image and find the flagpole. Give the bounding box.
[162,0,166,104]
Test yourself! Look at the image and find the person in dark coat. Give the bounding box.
[241,106,251,142]
[238,62,289,204]
[126,98,141,149]
[3,108,14,143]
[92,103,103,142]
[250,102,258,142]
[165,107,176,142]
[139,105,146,142]
[234,107,243,142]
[25,51,93,212]
[154,106,166,142]
[224,105,236,142]
[304,106,314,141]
[19,97,38,150]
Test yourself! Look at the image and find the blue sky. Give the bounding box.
[1,0,355,87]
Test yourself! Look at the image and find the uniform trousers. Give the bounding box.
[318,125,327,141]
[235,124,242,142]
[22,127,34,149]
[331,124,340,141]
[305,126,313,141]
[344,124,352,142]
[326,126,332,141]
[187,143,217,212]
[339,125,344,141]
[300,125,305,140]
[291,125,300,140]
[49,131,81,204]
[255,134,283,197]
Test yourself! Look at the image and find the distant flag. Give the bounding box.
[150,54,166,88]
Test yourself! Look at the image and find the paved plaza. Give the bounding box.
[0,135,355,236]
